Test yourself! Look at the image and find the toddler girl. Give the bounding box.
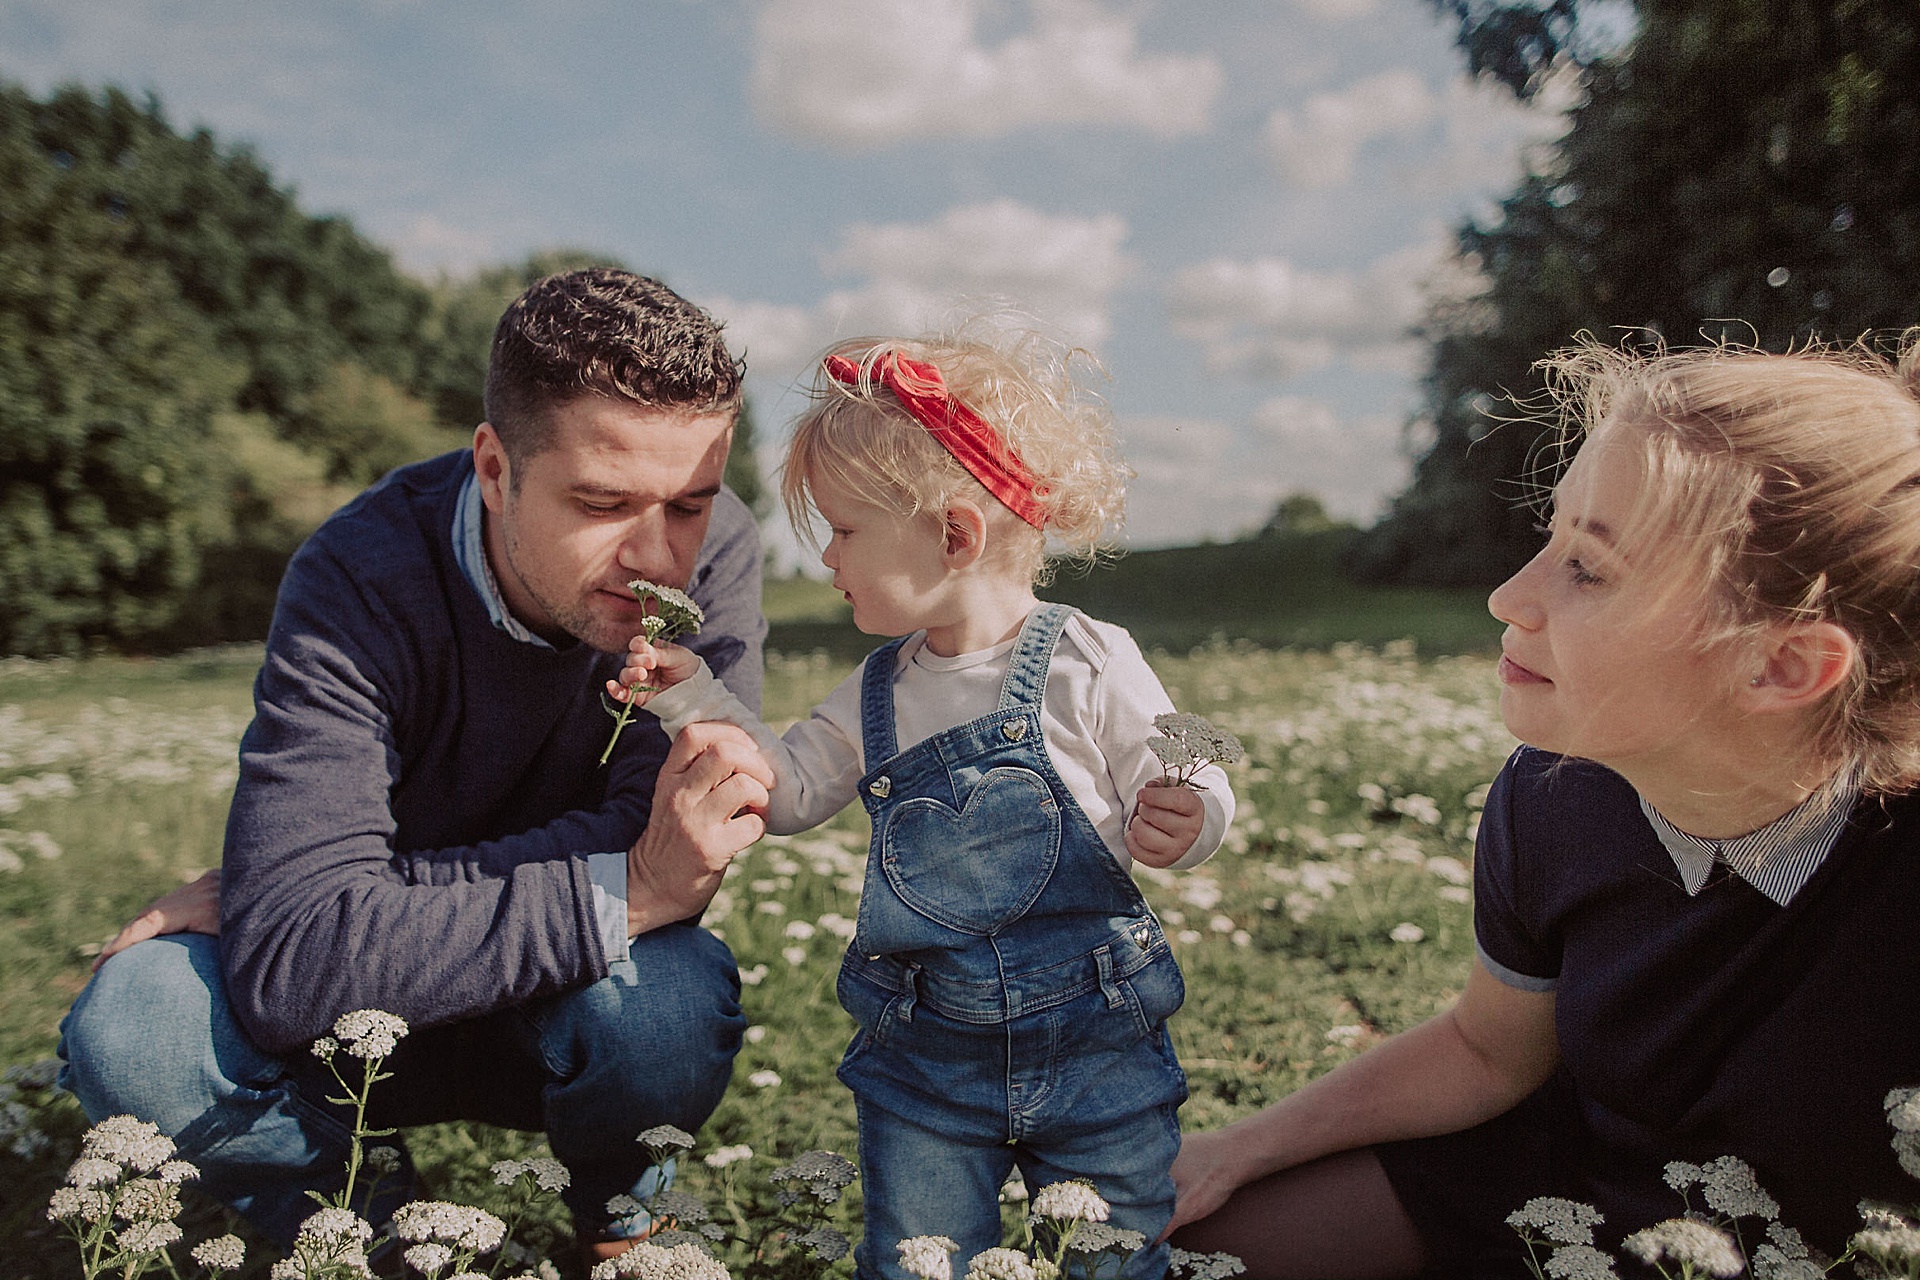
[609,325,1234,1280]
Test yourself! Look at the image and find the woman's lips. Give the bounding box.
[1499,654,1549,685]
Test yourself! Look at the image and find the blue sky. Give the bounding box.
[3,0,1570,561]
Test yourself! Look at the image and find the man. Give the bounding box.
[58,269,775,1259]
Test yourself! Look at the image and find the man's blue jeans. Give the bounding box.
[57,925,744,1246]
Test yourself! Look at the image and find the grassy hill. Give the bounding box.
[764,530,1502,661]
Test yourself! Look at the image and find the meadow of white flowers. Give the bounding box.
[0,641,1519,1277]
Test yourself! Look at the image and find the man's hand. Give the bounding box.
[1126,779,1206,868]
[93,868,220,972]
[626,721,774,937]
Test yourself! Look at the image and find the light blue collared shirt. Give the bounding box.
[452,471,631,964]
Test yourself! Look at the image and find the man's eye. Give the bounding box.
[581,502,621,516]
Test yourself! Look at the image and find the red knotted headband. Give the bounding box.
[823,351,1050,529]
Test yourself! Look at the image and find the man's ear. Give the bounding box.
[1745,621,1857,711]
[473,423,510,513]
[942,501,989,568]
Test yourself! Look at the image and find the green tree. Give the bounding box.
[1354,0,1920,585]
[0,81,446,652]
[726,396,770,518]
[0,89,239,652]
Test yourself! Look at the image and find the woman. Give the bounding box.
[1168,336,1920,1277]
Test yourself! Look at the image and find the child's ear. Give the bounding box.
[1743,621,1857,712]
[941,501,989,567]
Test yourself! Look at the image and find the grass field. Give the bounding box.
[0,543,1512,1277]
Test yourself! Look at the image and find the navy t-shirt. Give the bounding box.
[1383,746,1920,1263]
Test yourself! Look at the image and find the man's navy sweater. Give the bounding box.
[218,450,765,1054]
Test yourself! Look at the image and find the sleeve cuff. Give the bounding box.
[587,851,631,963]
[1475,939,1557,992]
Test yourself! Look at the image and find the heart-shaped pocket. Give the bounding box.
[880,767,1060,934]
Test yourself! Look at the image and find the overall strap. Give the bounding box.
[998,602,1073,710]
[859,636,912,764]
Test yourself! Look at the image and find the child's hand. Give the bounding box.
[1125,779,1205,868]
[604,637,703,707]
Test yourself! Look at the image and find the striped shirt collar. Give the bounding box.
[1639,772,1861,906]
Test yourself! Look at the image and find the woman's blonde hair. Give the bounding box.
[781,320,1130,585]
[1534,332,1920,793]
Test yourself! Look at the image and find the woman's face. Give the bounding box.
[1487,424,1746,775]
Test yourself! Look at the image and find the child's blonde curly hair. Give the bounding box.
[780,320,1130,586]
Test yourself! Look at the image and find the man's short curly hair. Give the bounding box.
[483,268,745,464]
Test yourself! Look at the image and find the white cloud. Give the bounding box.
[750,0,1222,146]
[1398,70,1575,205]
[1119,416,1275,545]
[1261,61,1570,200]
[1287,0,1385,16]
[388,214,503,275]
[1252,396,1410,520]
[1264,68,1434,189]
[1166,239,1448,379]
[711,200,1133,379]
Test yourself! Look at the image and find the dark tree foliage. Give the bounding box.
[1353,0,1920,585]
[0,82,445,652]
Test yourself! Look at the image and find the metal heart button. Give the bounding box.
[868,776,892,798]
[1002,720,1028,742]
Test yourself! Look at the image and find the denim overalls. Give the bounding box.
[835,604,1189,1280]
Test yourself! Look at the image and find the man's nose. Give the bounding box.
[616,513,675,578]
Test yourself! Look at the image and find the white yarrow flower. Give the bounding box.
[1622,1218,1745,1278]
[297,1205,376,1246]
[1506,1198,1604,1247]
[704,1144,753,1168]
[637,1124,697,1152]
[797,1227,851,1261]
[390,1200,507,1251]
[1031,1179,1111,1223]
[1166,1248,1246,1280]
[748,1069,782,1088]
[118,1219,184,1252]
[192,1234,248,1271]
[64,1156,122,1189]
[80,1114,175,1173]
[331,1009,409,1059]
[898,1235,959,1280]
[1064,1223,1147,1255]
[406,1242,456,1274]
[966,1246,1039,1280]
[1543,1244,1618,1280]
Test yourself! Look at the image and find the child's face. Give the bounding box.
[813,476,955,639]
[1486,424,1745,778]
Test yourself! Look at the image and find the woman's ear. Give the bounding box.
[941,501,989,568]
[1745,621,1857,711]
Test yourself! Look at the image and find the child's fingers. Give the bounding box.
[1136,783,1203,819]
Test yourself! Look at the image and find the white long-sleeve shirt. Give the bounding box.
[647,610,1233,872]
